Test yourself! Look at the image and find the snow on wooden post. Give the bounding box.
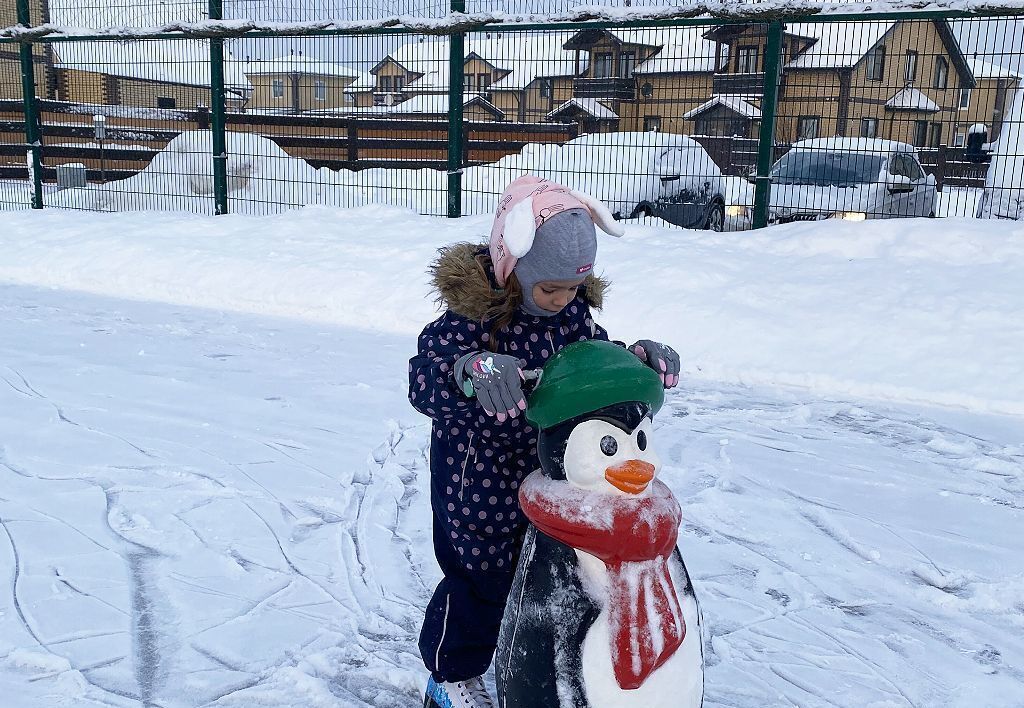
[17,0,43,209]
[447,0,467,218]
[209,0,230,215]
[752,20,783,230]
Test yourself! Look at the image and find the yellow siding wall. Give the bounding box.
[248,73,356,111]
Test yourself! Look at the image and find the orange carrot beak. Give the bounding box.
[604,460,656,495]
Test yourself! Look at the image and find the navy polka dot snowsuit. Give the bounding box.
[409,293,609,683]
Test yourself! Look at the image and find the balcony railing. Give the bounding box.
[572,77,637,101]
[712,73,766,96]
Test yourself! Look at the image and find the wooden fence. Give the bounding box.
[0,99,991,191]
[0,99,577,183]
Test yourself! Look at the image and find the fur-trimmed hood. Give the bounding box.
[430,242,608,322]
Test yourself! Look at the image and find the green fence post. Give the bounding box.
[209,0,229,215]
[447,0,466,218]
[752,20,783,230]
[17,0,43,209]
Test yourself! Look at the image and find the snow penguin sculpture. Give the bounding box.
[495,339,703,708]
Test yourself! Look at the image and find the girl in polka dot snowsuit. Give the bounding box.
[410,178,679,706]
[409,239,612,689]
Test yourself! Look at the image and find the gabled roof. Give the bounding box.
[563,28,664,51]
[46,1,249,89]
[885,86,941,112]
[784,21,897,69]
[630,28,724,75]
[683,95,761,120]
[363,33,579,94]
[546,98,618,121]
[782,20,975,87]
[968,55,1022,80]
[387,92,504,119]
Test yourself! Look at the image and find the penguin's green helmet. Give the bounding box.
[526,340,665,431]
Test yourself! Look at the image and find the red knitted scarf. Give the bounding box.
[519,471,686,690]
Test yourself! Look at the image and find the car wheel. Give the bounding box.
[705,202,725,232]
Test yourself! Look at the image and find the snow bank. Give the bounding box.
[1,206,1022,416]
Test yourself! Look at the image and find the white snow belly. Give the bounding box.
[575,550,703,708]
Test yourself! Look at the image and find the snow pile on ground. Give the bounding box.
[1,206,1022,415]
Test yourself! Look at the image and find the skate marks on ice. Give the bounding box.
[657,383,1024,707]
[0,288,432,707]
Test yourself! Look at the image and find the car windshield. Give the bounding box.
[770,151,886,187]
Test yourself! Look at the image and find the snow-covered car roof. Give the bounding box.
[791,137,917,155]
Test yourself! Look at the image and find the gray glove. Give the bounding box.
[454,352,527,422]
[630,340,680,389]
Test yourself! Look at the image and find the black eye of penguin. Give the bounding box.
[600,435,618,456]
[637,430,648,451]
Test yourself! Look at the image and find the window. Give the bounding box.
[156,96,176,109]
[913,120,928,147]
[867,46,886,81]
[394,76,405,92]
[929,122,943,148]
[959,87,971,109]
[905,50,918,83]
[903,154,925,180]
[618,51,636,77]
[934,57,949,89]
[380,76,392,91]
[594,52,614,78]
[539,79,552,98]
[463,74,475,91]
[861,118,879,138]
[643,115,662,132]
[477,73,490,90]
[737,46,758,74]
[954,131,966,147]
[272,79,285,98]
[797,116,820,140]
[313,80,326,101]
[889,155,910,178]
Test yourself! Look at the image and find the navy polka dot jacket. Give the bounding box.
[409,247,610,573]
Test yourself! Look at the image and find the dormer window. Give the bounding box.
[618,51,636,77]
[594,52,614,78]
[905,50,918,83]
[934,57,949,89]
[867,45,886,81]
[737,46,758,74]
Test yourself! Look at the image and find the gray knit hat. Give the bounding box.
[514,208,598,318]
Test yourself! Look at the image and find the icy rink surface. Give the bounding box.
[1,282,1021,707]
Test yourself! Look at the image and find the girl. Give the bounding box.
[409,176,680,708]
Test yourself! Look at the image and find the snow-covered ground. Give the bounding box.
[0,206,1022,707]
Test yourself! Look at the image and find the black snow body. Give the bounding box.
[495,526,597,708]
[495,525,702,708]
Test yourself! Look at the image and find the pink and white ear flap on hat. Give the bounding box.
[502,195,537,257]
[569,189,625,237]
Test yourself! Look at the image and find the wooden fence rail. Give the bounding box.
[0,99,990,191]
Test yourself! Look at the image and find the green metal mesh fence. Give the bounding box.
[1,3,1022,226]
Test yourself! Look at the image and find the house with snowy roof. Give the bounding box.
[1,0,250,110]
[243,54,368,114]
[540,20,1018,148]
[344,32,581,122]
[694,21,1018,146]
